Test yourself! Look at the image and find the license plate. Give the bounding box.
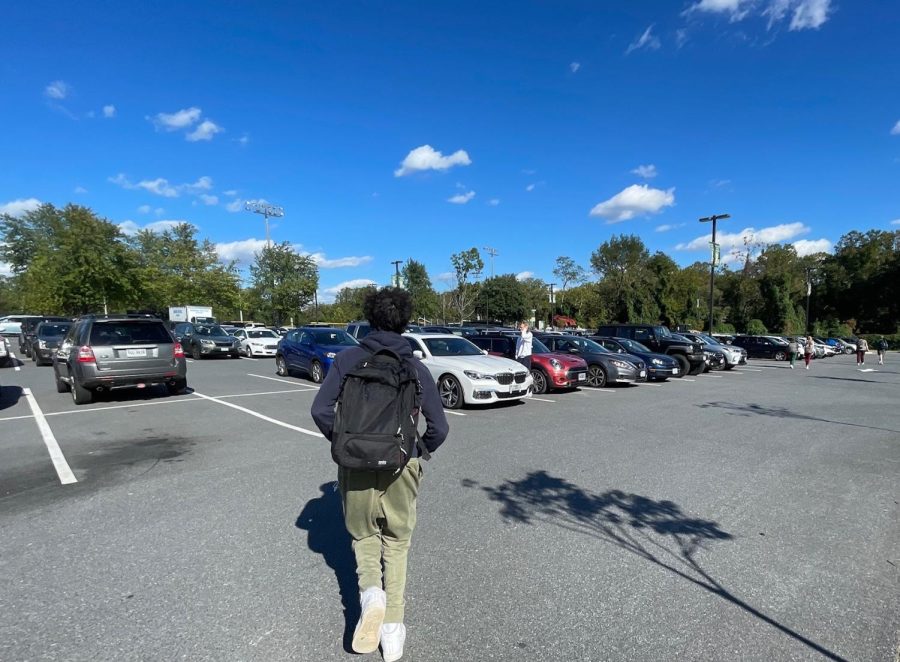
[639,370,646,377]
[126,348,147,358]
[577,373,587,381]
[672,368,679,374]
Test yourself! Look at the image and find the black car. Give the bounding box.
[591,336,682,380]
[173,322,242,359]
[596,324,707,376]
[19,316,70,358]
[730,335,790,361]
[536,334,647,387]
[421,325,481,338]
[30,321,73,366]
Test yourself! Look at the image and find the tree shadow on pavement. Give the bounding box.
[810,375,888,384]
[697,401,900,434]
[464,471,847,662]
[0,385,24,411]
[296,483,359,653]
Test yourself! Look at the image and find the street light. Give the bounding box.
[482,246,498,323]
[391,260,403,288]
[805,267,815,335]
[699,213,730,333]
[244,201,285,248]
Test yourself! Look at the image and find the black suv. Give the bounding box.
[53,315,188,404]
[19,316,71,358]
[730,335,790,361]
[346,321,372,340]
[596,324,707,376]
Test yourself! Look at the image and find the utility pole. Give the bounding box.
[699,214,730,333]
[548,283,556,329]
[391,260,403,288]
[482,246,497,324]
[244,201,285,248]
[805,267,813,335]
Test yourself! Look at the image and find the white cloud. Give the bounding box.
[0,261,12,277]
[655,223,686,232]
[139,178,179,197]
[215,238,270,264]
[515,271,534,281]
[137,205,152,214]
[626,25,661,55]
[199,194,219,206]
[570,62,581,73]
[631,164,658,179]
[525,183,536,192]
[323,279,378,296]
[224,190,238,197]
[590,184,675,222]
[0,198,42,217]
[187,119,224,142]
[44,80,70,100]
[792,238,832,256]
[676,222,809,251]
[118,220,186,236]
[151,107,202,131]
[890,219,900,226]
[687,0,751,20]
[891,120,900,136]
[487,198,500,206]
[102,105,116,118]
[768,0,832,30]
[109,173,213,199]
[307,253,374,269]
[226,199,243,213]
[236,134,250,146]
[448,190,476,204]
[394,145,471,177]
[74,186,88,194]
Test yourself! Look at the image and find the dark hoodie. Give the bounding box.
[310,330,449,455]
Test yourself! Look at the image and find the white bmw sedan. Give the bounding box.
[403,333,533,409]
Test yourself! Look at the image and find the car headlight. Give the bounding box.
[611,360,631,369]
[325,352,336,359]
[38,340,47,348]
[201,339,215,346]
[464,370,496,380]
[549,358,561,369]
[651,358,663,365]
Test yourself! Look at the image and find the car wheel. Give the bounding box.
[723,364,733,370]
[167,379,187,395]
[673,354,690,377]
[70,373,92,405]
[275,355,289,376]
[587,364,607,388]
[688,362,705,376]
[774,350,787,361]
[54,367,70,393]
[192,344,201,360]
[310,360,324,384]
[530,368,548,394]
[438,375,463,409]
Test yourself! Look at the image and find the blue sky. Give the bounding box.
[2,1,899,300]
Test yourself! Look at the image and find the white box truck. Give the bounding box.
[168,306,215,325]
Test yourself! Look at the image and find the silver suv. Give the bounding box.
[53,315,188,405]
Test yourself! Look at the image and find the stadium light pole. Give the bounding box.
[391,260,403,288]
[699,214,730,333]
[244,201,285,248]
[483,246,498,324]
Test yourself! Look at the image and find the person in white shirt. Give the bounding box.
[515,321,533,369]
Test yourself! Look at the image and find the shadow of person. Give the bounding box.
[296,482,359,653]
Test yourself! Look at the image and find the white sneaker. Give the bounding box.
[380,623,406,662]
[353,587,386,654]
[790,365,794,369]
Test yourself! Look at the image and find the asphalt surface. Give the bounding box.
[0,347,898,661]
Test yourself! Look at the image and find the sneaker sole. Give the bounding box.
[352,604,385,654]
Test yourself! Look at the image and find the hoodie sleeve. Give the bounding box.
[416,364,449,453]
[310,357,345,441]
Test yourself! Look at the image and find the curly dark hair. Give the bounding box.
[363,287,412,333]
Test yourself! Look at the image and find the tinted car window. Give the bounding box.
[405,337,425,354]
[39,323,72,337]
[633,327,651,341]
[247,329,279,339]
[89,322,171,346]
[423,337,482,356]
[194,325,228,336]
[310,329,358,346]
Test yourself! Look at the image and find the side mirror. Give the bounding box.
[482,349,488,355]
[413,350,424,359]
[618,349,624,353]
[569,347,580,354]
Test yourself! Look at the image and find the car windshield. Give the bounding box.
[423,337,483,357]
[654,325,673,338]
[557,337,609,353]
[90,322,171,346]
[39,323,72,337]
[696,333,722,346]
[311,329,358,346]
[247,329,278,339]
[194,325,228,336]
[531,338,550,354]
[619,338,651,353]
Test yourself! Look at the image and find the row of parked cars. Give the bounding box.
[713,334,851,361]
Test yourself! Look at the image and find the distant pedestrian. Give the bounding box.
[876,336,888,365]
[788,338,800,369]
[804,335,814,369]
[311,287,450,661]
[515,320,533,370]
[856,337,869,366]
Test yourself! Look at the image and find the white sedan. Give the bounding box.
[233,328,281,357]
[403,333,533,409]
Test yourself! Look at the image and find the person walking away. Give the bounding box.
[876,336,888,365]
[804,335,815,369]
[311,287,449,661]
[788,337,799,369]
[856,337,869,366]
[515,321,533,370]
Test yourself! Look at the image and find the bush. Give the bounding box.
[858,333,900,350]
[714,322,736,334]
[746,319,768,335]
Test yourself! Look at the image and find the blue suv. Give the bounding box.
[275,327,359,383]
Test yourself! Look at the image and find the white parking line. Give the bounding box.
[23,388,77,485]
[578,388,615,394]
[671,378,696,382]
[248,373,319,388]
[193,392,324,438]
[525,396,556,403]
[11,351,21,371]
[702,375,723,379]
[735,368,762,372]
[239,356,258,361]
[217,388,320,398]
[443,410,466,416]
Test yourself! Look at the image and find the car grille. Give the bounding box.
[215,342,233,348]
[496,373,513,385]
[496,390,525,399]
[515,372,526,384]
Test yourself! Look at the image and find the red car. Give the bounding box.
[469,333,589,394]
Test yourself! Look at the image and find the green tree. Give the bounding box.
[475,275,526,324]
[746,318,768,334]
[449,247,483,323]
[402,259,439,323]
[249,243,318,325]
[332,284,377,323]
[589,235,658,323]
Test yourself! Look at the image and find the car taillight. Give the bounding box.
[173,342,185,358]
[77,346,96,363]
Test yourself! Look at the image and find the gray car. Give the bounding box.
[31,321,73,366]
[173,322,242,359]
[53,315,188,405]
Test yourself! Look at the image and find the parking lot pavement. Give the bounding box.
[1,354,898,661]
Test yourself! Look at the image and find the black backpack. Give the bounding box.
[331,349,431,471]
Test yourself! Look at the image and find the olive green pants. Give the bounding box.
[338,459,423,623]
